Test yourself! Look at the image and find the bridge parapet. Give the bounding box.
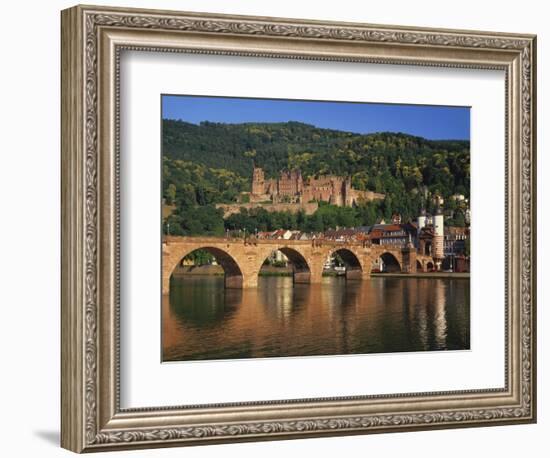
[164,235,374,249]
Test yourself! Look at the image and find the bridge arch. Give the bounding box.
[259,246,312,284]
[376,251,403,273]
[327,247,364,280]
[168,246,244,291]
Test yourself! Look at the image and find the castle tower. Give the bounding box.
[433,207,445,262]
[344,177,352,206]
[252,166,265,195]
[328,177,343,206]
[295,169,303,194]
[417,208,427,230]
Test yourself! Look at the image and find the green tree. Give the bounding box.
[165,183,177,205]
[162,120,470,232]
[184,250,216,265]
[453,211,466,227]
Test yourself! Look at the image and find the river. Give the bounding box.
[162,275,470,361]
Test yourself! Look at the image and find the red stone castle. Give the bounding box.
[249,166,384,207]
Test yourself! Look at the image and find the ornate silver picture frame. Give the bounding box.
[61,4,536,453]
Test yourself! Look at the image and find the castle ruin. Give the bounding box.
[249,166,384,207]
[216,166,384,218]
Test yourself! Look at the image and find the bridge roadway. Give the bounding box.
[162,236,434,294]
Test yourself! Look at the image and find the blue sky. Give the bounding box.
[162,95,470,140]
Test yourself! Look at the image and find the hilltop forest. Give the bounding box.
[162,119,470,236]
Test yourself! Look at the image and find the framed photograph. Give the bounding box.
[61,4,537,453]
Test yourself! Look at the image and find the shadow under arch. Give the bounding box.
[329,248,364,280]
[416,260,423,272]
[171,246,244,289]
[379,252,402,273]
[261,247,312,284]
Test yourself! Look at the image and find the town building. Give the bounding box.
[441,226,470,272]
[322,228,368,243]
[368,222,416,248]
[444,226,469,257]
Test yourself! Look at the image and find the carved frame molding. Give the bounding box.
[61,4,536,452]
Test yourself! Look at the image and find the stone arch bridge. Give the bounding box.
[163,236,434,294]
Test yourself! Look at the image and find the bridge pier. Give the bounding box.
[293,271,311,284]
[225,274,243,289]
[401,245,417,274]
[242,273,259,289]
[309,265,324,284]
[345,268,363,280]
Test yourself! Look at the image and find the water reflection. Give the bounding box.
[162,276,470,362]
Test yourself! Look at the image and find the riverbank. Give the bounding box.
[173,265,469,279]
[173,265,224,276]
[259,266,293,277]
[372,272,470,279]
[173,265,296,277]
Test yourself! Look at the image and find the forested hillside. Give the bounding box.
[162,119,470,235]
